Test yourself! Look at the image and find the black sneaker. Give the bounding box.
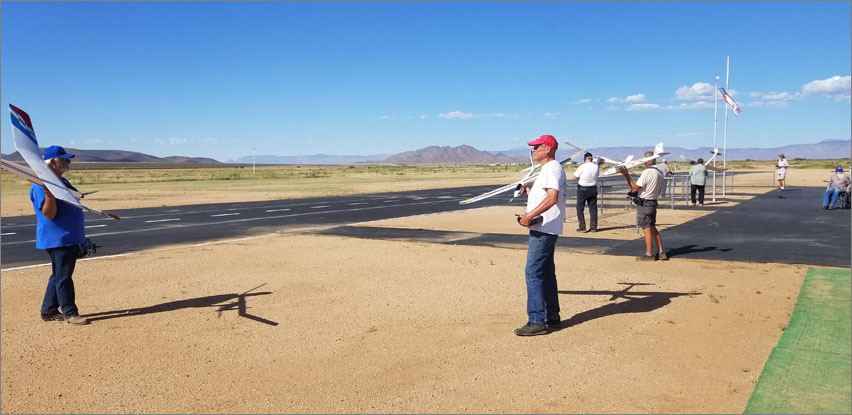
[514,322,547,336]
[40,311,64,322]
[576,228,586,233]
[636,254,656,261]
[657,251,669,261]
[545,318,561,329]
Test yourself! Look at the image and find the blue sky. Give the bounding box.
[2,1,850,162]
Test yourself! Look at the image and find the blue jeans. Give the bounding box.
[525,230,560,324]
[823,188,844,208]
[42,245,79,317]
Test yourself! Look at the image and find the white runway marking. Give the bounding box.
[1,232,16,236]
[1,199,454,247]
[311,205,331,209]
[210,213,241,217]
[85,224,107,229]
[145,218,181,223]
[348,202,367,206]
[383,200,397,203]
[265,208,291,212]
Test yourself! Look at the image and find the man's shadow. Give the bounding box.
[553,282,699,330]
[84,284,278,326]
[666,244,732,259]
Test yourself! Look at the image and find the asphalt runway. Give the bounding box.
[1,185,518,269]
[320,185,851,268]
[3,183,848,270]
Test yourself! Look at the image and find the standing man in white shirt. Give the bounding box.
[571,152,599,233]
[617,151,667,261]
[515,134,566,336]
[776,154,789,191]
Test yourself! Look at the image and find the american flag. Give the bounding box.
[719,87,742,117]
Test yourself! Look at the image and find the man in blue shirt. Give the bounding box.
[30,145,89,325]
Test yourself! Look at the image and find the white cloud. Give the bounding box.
[802,75,851,101]
[575,98,591,104]
[379,115,393,120]
[541,112,559,119]
[168,137,187,145]
[625,94,646,103]
[666,102,713,111]
[605,105,619,111]
[419,115,429,119]
[675,82,716,101]
[438,110,475,119]
[607,97,623,104]
[765,101,790,108]
[437,111,512,119]
[626,103,660,111]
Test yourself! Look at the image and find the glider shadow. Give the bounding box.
[84,284,277,326]
[553,282,699,330]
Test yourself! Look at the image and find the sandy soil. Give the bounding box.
[0,168,842,413]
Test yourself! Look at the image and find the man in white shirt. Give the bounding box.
[617,150,667,261]
[571,152,600,232]
[776,154,789,191]
[515,134,566,336]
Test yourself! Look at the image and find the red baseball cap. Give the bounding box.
[527,134,558,149]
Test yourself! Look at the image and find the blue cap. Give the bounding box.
[584,152,593,159]
[835,167,844,172]
[43,145,74,160]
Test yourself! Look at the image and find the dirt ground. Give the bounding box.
[0,168,841,413]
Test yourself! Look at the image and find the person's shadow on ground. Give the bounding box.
[84,284,277,326]
[666,244,732,259]
[552,282,699,331]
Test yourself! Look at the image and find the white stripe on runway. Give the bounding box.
[348,202,367,206]
[145,218,181,223]
[310,205,331,209]
[1,232,16,236]
[265,208,291,212]
[85,224,107,229]
[210,213,240,217]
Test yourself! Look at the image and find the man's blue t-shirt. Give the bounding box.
[30,180,85,249]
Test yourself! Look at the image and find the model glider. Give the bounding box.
[8,104,119,219]
[680,148,726,173]
[459,148,587,205]
[0,158,99,199]
[564,141,669,177]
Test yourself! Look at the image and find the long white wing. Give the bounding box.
[459,153,583,205]
[1,159,87,199]
[9,104,119,219]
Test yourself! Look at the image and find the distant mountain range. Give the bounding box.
[1,148,219,164]
[227,154,390,165]
[2,139,848,166]
[496,139,851,165]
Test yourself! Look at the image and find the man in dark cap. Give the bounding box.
[30,145,90,325]
[570,152,599,232]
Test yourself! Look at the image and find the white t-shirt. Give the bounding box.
[526,160,566,235]
[636,166,664,200]
[778,158,788,171]
[572,161,599,186]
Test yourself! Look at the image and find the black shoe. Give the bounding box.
[576,228,586,233]
[40,311,64,322]
[636,254,656,261]
[823,206,829,210]
[514,322,547,336]
[545,318,561,329]
[589,228,597,233]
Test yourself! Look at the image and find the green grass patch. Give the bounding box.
[744,268,851,414]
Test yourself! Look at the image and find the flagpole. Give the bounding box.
[723,55,730,197]
[713,75,719,202]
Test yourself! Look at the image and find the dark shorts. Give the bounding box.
[636,200,658,229]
